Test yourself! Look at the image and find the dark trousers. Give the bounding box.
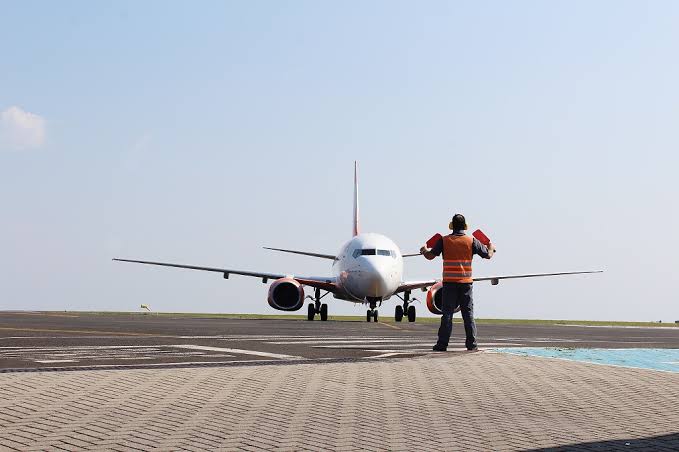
[436,282,477,350]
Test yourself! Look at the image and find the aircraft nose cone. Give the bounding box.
[353,259,391,298]
[366,272,389,297]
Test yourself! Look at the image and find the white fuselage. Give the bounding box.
[332,233,403,302]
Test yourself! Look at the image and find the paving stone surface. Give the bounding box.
[0,352,678,451]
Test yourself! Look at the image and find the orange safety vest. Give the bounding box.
[442,234,474,284]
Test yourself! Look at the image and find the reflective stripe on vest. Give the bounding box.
[442,235,474,283]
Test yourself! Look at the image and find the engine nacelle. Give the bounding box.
[426,282,444,315]
[267,278,305,311]
[426,282,462,315]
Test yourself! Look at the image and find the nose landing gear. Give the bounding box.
[366,298,379,322]
[395,291,416,323]
[307,288,328,321]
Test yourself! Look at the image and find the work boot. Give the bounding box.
[432,344,447,352]
[467,346,479,352]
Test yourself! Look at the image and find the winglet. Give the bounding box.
[353,161,360,237]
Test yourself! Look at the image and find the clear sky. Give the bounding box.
[1,1,678,321]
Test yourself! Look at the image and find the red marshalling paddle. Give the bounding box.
[425,230,495,251]
[426,233,442,249]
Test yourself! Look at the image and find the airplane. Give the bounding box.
[114,162,601,323]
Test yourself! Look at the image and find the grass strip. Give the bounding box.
[30,311,679,327]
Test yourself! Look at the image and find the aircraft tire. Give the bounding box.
[320,303,328,321]
[373,310,378,322]
[307,304,315,321]
[407,305,416,323]
[395,305,404,322]
[366,310,372,322]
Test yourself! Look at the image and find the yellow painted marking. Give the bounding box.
[378,322,402,331]
[0,327,162,337]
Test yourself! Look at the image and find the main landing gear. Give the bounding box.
[307,288,328,321]
[366,298,379,322]
[395,291,416,323]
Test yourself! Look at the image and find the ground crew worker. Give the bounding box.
[420,214,495,351]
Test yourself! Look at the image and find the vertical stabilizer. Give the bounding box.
[353,161,360,237]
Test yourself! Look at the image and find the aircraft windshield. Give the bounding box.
[352,249,395,258]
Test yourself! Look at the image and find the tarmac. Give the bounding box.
[1,312,678,450]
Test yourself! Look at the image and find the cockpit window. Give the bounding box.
[352,249,396,258]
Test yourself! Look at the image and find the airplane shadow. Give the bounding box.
[526,432,679,451]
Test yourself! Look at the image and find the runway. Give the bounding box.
[1,311,678,372]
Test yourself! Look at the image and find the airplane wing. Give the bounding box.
[396,280,437,293]
[396,270,602,293]
[112,258,338,292]
[473,270,603,284]
[262,247,336,260]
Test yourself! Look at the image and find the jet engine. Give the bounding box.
[426,282,462,315]
[426,282,443,315]
[267,278,305,311]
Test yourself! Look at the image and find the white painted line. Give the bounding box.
[219,336,413,342]
[524,340,670,344]
[2,335,410,340]
[34,359,78,363]
[0,345,165,351]
[559,324,679,331]
[267,339,433,345]
[488,337,675,344]
[14,360,291,370]
[314,344,431,349]
[0,336,164,340]
[169,344,301,360]
[314,342,516,350]
[369,349,427,353]
[367,352,403,359]
[366,349,484,357]
[114,357,158,360]
[362,347,477,355]
[215,335,351,340]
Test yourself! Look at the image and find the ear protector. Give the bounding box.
[449,222,468,230]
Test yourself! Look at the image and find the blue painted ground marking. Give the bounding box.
[494,348,679,373]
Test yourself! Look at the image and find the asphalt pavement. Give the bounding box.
[1,311,678,372]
